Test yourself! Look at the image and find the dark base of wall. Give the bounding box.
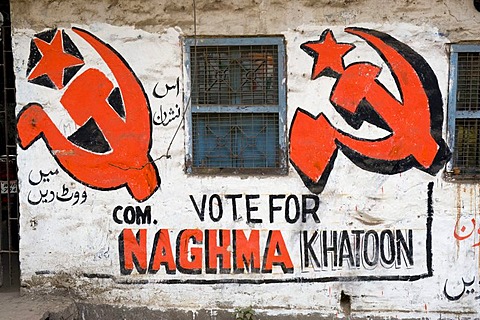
[76,303,427,320]
[77,304,332,320]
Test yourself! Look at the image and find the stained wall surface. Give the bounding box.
[9,0,480,318]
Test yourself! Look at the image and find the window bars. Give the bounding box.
[185,37,287,174]
[448,46,480,176]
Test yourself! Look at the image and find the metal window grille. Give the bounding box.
[191,45,279,106]
[448,46,480,176]
[192,113,279,168]
[0,2,19,290]
[185,37,287,174]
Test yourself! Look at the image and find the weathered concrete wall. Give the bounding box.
[11,0,480,41]
[9,0,480,318]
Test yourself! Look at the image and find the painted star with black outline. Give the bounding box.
[301,29,355,80]
[28,30,84,89]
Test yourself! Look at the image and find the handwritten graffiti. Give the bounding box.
[27,187,87,206]
[444,276,480,301]
[153,77,180,99]
[17,28,160,202]
[27,168,87,206]
[454,217,480,247]
[28,169,59,186]
[152,77,181,126]
[290,28,450,194]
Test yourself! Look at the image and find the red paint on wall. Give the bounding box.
[291,28,450,194]
[18,28,159,202]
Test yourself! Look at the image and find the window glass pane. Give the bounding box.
[191,45,279,106]
[456,52,480,111]
[192,113,279,168]
[454,118,480,173]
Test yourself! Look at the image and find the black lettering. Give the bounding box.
[225,194,242,221]
[338,230,354,268]
[363,230,379,267]
[269,194,285,223]
[351,230,364,268]
[124,206,136,224]
[380,230,395,266]
[190,194,206,221]
[208,194,223,222]
[246,194,262,223]
[285,195,300,224]
[135,205,151,224]
[302,231,320,268]
[302,194,320,223]
[113,206,123,224]
[396,229,414,266]
[322,230,338,268]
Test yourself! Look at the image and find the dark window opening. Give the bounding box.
[0,0,20,291]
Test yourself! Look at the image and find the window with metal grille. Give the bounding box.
[184,37,287,174]
[447,45,480,176]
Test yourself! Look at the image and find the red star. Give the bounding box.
[28,30,84,89]
[301,30,354,80]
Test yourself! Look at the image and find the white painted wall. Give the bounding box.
[10,0,480,318]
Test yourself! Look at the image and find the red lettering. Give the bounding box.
[206,229,231,273]
[149,229,176,274]
[234,229,260,273]
[177,229,203,274]
[262,230,293,274]
[119,228,147,275]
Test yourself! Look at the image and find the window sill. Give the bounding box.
[444,170,480,182]
[186,166,288,176]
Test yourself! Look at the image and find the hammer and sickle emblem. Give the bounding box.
[290,28,451,194]
[17,28,160,202]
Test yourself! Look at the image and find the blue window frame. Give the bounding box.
[184,37,287,174]
[447,44,480,176]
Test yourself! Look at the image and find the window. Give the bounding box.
[184,37,287,174]
[447,45,480,176]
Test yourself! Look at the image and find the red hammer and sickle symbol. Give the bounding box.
[290,28,450,194]
[17,28,160,202]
